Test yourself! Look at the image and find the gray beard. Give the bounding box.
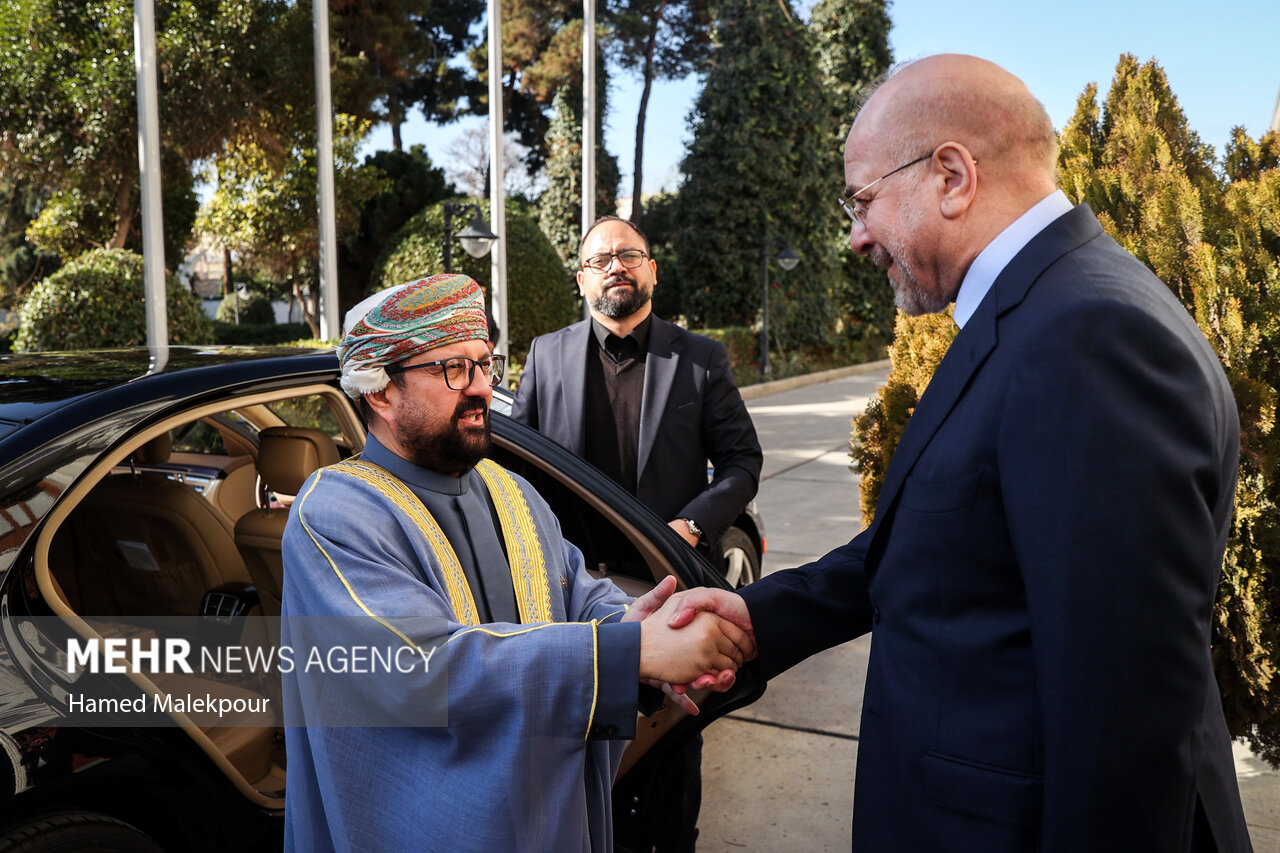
[892,269,950,316]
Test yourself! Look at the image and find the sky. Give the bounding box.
[365,0,1280,198]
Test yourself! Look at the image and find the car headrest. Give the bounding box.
[257,427,341,498]
[134,433,172,465]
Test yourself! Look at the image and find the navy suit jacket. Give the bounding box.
[741,205,1251,852]
[511,316,762,551]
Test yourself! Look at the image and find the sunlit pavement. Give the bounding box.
[696,363,1280,853]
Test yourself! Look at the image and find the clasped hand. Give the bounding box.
[622,576,757,715]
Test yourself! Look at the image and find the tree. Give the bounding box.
[445,126,546,201]
[673,0,840,350]
[193,116,387,337]
[850,55,1280,766]
[0,177,59,310]
[607,0,714,225]
[0,0,314,258]
[538,75,622,266]
[810,0,895,351]
[13,248,212,351]
[810,0,892,143]
[330,0,483,150]
[371,199,578,362]
[339,145,451,302]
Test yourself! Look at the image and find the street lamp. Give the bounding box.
[443,202,499,273]
[760,236,800,378]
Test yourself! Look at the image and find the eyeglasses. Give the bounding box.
[581,249,648,273]
[386,355,507,390]
[838,150,935,229]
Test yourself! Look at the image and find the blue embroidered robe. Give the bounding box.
[281,442,640,852]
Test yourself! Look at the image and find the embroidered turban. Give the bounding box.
[338,274,489,398]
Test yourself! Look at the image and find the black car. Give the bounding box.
[0,347,764,852]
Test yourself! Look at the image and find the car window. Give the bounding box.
[265,394,344,441]
[170,412,255,454]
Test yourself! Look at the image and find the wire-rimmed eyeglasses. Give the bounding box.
[837,150,935,229]
[386,355,507,390]
[581,249,648,273]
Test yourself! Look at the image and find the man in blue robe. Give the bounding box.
[281,274,749,852]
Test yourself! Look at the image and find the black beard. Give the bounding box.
[402,397,491,476]
[590,274,652,319]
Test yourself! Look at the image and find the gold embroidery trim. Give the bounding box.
[475,459,553,624]
[331,459,481,627]
[294,471,424,649]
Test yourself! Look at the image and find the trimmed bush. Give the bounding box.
[212,322,314,346]
[216,290,275,325]
[14,249,213,352]
[370,200,578,363]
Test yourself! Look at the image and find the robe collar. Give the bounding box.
[360,433,472,497]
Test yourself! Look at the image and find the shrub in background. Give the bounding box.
[216,290,275,325]
[14,248,212,352]
[212,322,313,346]
[371,199,578,362]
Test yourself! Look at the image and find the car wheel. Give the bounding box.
[720,526,760,588]
[0,811,163,853]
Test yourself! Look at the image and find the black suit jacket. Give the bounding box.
[740,205,1251,852]
[511,316,762,551]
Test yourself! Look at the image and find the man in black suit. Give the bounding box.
[513,215,763,852]
[672,54,1252,851]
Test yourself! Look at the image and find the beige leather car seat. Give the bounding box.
[56,433,250,616]
[234,426,340,634]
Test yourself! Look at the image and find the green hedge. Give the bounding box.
[213,322,313,346]
[370,200,578,363]
[14,249,213,352]
[216,290,275,325]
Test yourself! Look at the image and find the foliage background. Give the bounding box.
[14,248,212,351]
[673,0,841,351]
[371,199,578,362]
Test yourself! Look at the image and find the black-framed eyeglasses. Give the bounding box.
[386,355,507,390]
[581,249,648,273]
[838,150,935,229]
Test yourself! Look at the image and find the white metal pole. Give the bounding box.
[313,0,340,340]
[581,0,596,319]
[487,0,508,356]
[133,0,168,355]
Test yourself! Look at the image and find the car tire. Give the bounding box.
[720,526,760,589]
[0,811,163,853]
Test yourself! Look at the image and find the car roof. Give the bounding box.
[0,346,340,454]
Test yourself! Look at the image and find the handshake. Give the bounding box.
[623,576,757,715]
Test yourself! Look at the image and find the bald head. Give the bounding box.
[853,54,1058,188]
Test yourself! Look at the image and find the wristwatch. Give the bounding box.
[680,518,703,540]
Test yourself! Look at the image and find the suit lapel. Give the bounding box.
[638,317,680,479]
[868,205,1103,546]
[557,321,593,455]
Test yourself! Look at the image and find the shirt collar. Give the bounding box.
[952,190,1075,328]
[360,432,471,496]
[591,314,652,357]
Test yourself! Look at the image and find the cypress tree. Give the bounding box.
[810,0,895,352]
[537,57,621,268]
[673,0,840,351]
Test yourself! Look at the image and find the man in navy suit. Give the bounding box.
[513,215,763,852]
[672,54,1252,851]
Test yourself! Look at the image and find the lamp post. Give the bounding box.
[442,202,499,274]
[760,236,800,378]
